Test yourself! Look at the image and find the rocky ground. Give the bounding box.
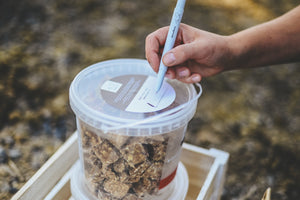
[0,0,299,199]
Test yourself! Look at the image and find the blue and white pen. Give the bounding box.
[156,0,186,92]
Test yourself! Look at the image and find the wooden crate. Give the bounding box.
[11,133,229,200]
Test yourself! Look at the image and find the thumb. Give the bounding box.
[162,43,194,66]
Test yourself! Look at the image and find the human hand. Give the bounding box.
[145,23,232,83]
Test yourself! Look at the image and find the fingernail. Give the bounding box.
[192,75,201,82]
[178,69,189,77]
[163,53,176,65]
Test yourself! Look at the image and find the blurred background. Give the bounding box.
[0,0,299,199]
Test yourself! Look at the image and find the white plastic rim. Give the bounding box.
[69,59,202,135]
[168,162,189,200]
[70,161,189,200]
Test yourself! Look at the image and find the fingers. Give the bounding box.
[165,66,202,84]
[145,27,169,72]
[162,42,196,67]
[184,74,202,83]
[145,24,204,84]
[145,24,193,72]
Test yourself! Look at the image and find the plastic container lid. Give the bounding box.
[70,161,189,200]
[69,59,202,135]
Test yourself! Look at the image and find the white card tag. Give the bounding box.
[126,76,175,113]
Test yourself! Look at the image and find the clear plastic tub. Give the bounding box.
[69,59,202,199]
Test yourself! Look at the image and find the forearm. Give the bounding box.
[227,5,300,69]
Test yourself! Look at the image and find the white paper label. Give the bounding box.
[126,76,175,113]
[101,80,122,93]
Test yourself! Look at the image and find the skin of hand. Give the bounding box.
[145,24,232,83]
[145,5,300,84]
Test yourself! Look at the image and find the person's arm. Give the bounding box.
[229,5,300,69]
[145,5,300,84]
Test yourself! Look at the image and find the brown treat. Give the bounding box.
[130,162,164,197]
[90,133,103,147]
[99,164,119,182]
[80,123,102,148]
[143,161,164,180]
[97,191,113,200]
[81,130,95,148]
[83,153,103,183]
[86,151,102,168]
[132,178,159,198]
[122,142,148,167]
[144,141,166,161]
[86,173,104,194]
[122,193,140,200]
[103,178,130,199]
[118,171,130,183]
[152,146,166,161]
[112,158,127,174]
[146,135,168,161]
[127,160,151,183]
[93,139,119,167]
[90,172,106,185]
[111,134,130,149]
[147,135,166,143]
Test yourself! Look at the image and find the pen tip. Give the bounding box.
[155,84,161,93]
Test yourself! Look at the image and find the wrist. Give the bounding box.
[225,32,258,70]
[219,35,241,71]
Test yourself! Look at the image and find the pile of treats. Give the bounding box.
[80,121,168,200]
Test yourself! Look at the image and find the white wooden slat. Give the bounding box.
[44,163,75,200]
